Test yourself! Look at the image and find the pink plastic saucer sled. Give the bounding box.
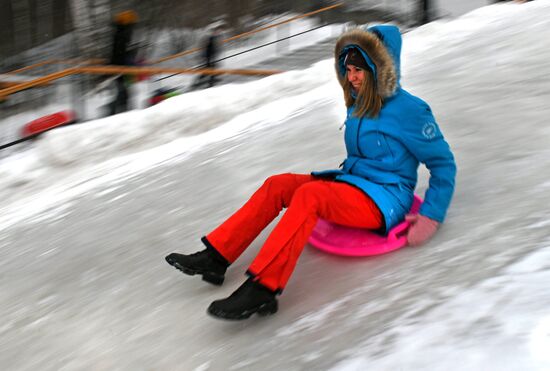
[308,195,423,257]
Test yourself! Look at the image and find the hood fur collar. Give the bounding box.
[334,29,397,98]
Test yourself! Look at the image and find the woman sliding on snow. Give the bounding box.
[166,25,457,320]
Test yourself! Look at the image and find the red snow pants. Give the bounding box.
[204,173,383,292]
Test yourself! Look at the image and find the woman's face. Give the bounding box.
[346,65,365,91]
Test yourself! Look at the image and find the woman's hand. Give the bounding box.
[405,214,440,246]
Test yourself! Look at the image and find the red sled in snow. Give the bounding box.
[21,110,76,138]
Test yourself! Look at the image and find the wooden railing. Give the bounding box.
[0,66,282,100]
[3,59,106,75]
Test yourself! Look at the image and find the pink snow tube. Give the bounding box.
[309,195,423,256]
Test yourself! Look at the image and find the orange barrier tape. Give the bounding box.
[0,68,79,98]
[78,65,282,76]
[0,81,23,88]
[5,60,53,75]
[223,3,343,43]
[5,58,107,75]
[0,65,282,99]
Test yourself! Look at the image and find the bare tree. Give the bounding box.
[30,0,52,45]
[69,0,111,59]
[12,0,33,53]
[0,1,16,59]
[419,0,431,25]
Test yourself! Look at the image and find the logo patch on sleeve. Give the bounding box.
[422,122,437,139]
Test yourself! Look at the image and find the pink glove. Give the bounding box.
[405,214,440,247]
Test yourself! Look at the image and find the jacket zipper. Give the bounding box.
[356,117,365,157]
[348,117,365,174]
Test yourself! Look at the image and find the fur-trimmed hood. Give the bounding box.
[334,25,402,98]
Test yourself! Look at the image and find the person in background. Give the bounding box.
[192,26,223,89]
[109,10,138,115]
[166,25,456,320]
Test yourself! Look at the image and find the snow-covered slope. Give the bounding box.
[0,2,549,370]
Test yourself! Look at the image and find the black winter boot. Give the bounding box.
[165,247,229,286]
[207,278,278,320]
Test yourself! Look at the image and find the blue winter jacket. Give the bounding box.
[313,25,456,233]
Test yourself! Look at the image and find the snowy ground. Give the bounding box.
[1,1,550,370]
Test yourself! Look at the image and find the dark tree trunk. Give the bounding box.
[420,0,431,25]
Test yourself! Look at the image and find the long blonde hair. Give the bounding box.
[343,68,383,118]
